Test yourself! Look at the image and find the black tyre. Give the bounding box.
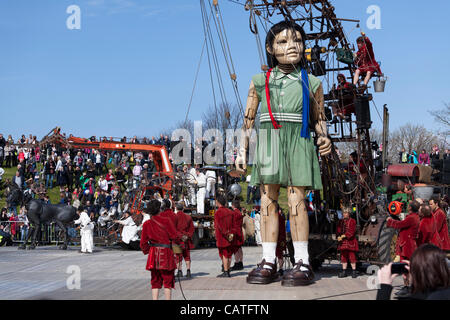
[377,220,398,263]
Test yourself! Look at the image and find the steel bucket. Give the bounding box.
[413,186,434,201]
[374,77,386,92]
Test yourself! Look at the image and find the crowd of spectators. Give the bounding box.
[398,145,450,165]
[0,132,177,243]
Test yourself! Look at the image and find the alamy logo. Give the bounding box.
[366,264,381,289]
[66,265,81,290]
[66,5,81,30]
[366,5,381,30]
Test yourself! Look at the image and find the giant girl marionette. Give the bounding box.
[236,21,331,286]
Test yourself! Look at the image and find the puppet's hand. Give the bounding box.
[317,136,332,156]
[235,148,247,173]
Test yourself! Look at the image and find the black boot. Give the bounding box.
[177,270,183,278]
[231,261,244,271]
[221,264,224,272]
[338,270,347,278]
[217,271,230,278]
[186,269,191,278]
[351,270,358,278]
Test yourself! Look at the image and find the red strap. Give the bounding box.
[265,68,282,129]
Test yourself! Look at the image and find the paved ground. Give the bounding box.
[0,245,403,300]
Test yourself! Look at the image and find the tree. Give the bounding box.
[202,102,242,136]
[429,102,450,137]
[389,123,442,159]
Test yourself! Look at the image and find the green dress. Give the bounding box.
[250,66,323,190]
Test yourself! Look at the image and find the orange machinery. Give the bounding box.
[40,127,174,203]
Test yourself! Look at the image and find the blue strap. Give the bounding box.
[301,68,310,139]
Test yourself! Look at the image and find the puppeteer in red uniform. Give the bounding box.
[417,215,442,248]
[140,200,179,300]
[214,195,235,277]
[353,32,382,86]
[387,205,420,260]
[174,202,195,278]
[431,205,450,251]
[337,208,359,278]
[331,74,355,121]
[231,207,244,253]
[230,202,244,271]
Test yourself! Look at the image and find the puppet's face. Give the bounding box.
[268,28,304,66]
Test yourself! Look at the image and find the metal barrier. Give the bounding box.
[0,221,82,245]
[0,220,122,246]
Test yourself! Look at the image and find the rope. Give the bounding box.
[184,39,207,125]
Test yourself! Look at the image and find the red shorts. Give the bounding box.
[218,247,233,259]
[231,245,241,255]
[340,250,357,264]
[176,248,191,263]
[150,269,175,289]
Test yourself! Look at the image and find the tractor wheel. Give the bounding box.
[377,220,398,264]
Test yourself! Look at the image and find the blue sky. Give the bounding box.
[0,0,449,140]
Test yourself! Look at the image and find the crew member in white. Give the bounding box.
[74,206,94,253]
[205,169,216,199]
[114,211,139,246]
[195,168,207,215]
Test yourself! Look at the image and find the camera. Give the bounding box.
[391,262,408,274]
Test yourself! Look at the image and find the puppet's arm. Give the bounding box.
[311,83,332,156]
[236,80,260,172]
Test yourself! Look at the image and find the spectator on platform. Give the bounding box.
[444,149,450,160]
[418,149,430,166]
[430,145,440,161]
[408,150,419,164]
[399,148,408,164]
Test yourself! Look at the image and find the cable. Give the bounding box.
[185,39,207,124]
[177,270,188,300]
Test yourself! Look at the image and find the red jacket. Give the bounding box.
[214,207,234,248]
[160,209,177,228]
[433,208,450,251]
[160,209,180,241]
[231,208,244,247]
[387,213,420,259]
[337,218,358,252]
[417,216,442,248]
[176,211,195,250]
[355,36,382,74]
[140,215,178,271]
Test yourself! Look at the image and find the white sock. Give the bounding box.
[293,241,309,271]
[261,242,277,268]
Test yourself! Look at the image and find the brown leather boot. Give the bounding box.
[281,260,315,287]
[246,259,279,284]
